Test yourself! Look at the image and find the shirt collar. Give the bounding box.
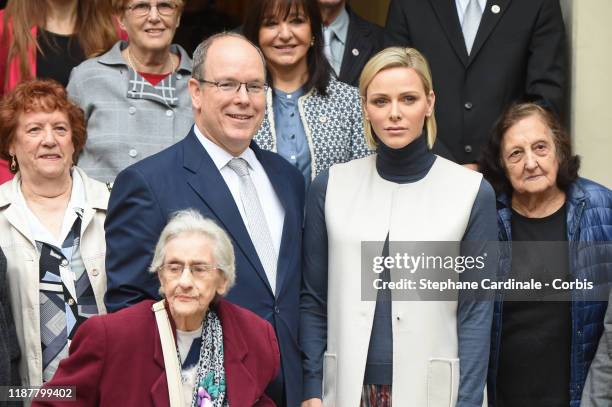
[326,6,350,45]
[17,169,86,248]
[98,40,193,74]
[192,124,259,172]
[456,0,488,18]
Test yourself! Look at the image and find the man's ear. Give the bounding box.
[188,78,202,110]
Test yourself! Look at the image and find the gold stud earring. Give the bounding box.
[9,155,17,173]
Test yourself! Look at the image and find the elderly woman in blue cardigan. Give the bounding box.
[480,103,612,407]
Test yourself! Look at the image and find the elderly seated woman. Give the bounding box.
[34,209,280,407]
[480,102,612,407]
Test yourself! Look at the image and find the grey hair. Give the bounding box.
[149,209,236,292]
[191,32,267,81]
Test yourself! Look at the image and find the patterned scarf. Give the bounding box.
[177,308,228,407]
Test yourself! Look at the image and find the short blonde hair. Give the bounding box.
[359,47,437,150]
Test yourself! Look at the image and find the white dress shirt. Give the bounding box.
[193,125,285,257]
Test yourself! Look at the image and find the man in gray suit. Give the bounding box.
[581,289,612,406]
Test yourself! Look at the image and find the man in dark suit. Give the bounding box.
[319,0,384,87]
[386,0,567,167]
[104,33,304,407]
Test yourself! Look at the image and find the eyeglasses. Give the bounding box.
[197,79,268,95]
[126,1,178,17]
[160,262,221,278]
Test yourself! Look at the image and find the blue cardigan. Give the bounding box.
[488,177,612,407]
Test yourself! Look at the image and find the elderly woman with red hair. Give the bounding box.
[0,79,109,386]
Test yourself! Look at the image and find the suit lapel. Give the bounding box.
[218,301,258,405]
[251,144,294,296]
[183,132,273,294]
[428,0,469,66]
[468,0,511,65]
[339,8,370,84]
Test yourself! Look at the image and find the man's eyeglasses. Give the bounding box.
[197,79,269,95]
[126,1,178,17]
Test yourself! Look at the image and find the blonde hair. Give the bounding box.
[359,47,437,150]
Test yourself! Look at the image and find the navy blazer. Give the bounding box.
[104,128,305,406]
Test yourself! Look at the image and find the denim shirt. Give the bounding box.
[272,87,312,189]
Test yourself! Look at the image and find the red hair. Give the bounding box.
[0,79,87,171]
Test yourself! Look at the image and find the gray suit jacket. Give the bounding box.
[582,290,612,406]
[67,41,194,183]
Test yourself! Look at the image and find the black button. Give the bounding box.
[290,134,295,139]
[464,145,473,153]
[274,306,280,314]
[290,112,295,117]
[464,102,473,110]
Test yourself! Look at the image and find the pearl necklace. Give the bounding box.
[125,46,176,74]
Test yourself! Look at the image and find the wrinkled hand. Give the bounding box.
[301,399,323,407]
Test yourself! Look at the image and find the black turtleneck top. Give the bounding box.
[300,135,498,403]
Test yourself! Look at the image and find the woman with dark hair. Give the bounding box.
[0,0,124,184]
[0,79,109,386]
[242,0,369,188]
[480,102,612,407]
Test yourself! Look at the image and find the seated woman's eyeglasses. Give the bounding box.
[197,79,269,95]
[126,1,178,17]
[160,262,220,278]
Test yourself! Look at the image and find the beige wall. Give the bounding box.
[350,0,389,26]
[568,0,612,187]
[350,0,611,188]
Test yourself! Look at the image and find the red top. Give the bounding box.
[0,160,12,185]
[139,72,171,86]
